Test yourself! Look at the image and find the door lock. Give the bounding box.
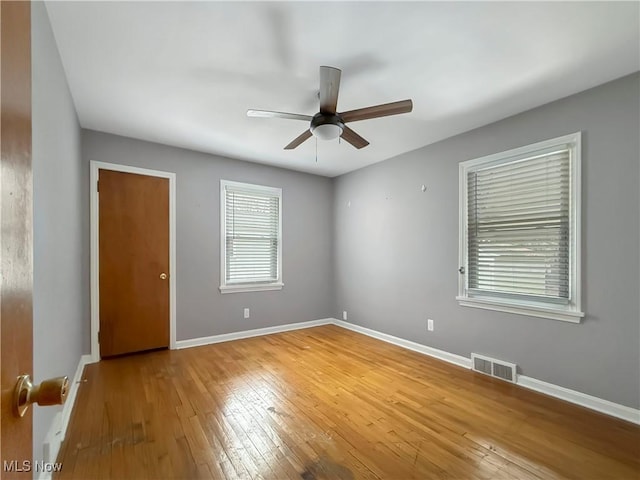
[13,375,69,417]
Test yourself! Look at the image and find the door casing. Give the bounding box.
[90,161,176,361]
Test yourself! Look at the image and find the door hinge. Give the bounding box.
[97,180,99,192]
[97,331,100,343]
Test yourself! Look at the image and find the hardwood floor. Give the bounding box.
[56,325,640,479]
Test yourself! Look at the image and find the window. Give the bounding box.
[457,133,583,322]
[220,180,283,293]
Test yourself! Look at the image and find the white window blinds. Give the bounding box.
[466,149,571,303]
[224,183,280,284]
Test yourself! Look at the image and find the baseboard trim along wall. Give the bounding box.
[330,319,640,425]
[49,316,638,469]
[173,317,639,424]
[332,319,472,369]
[516,375,640,425]
[61,354,93,441]
[40,354,93,480]
[174,318,334,349]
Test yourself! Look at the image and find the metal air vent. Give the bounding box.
[471,353,517,383]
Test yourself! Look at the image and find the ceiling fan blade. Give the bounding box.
[319,66,341,114]
[340,99,413,123]
[247,110,312,122]
[341,126,369,149]
[284,130,312,150]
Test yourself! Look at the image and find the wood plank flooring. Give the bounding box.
[56,325,640,479]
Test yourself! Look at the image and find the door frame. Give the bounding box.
[90,160,177,361]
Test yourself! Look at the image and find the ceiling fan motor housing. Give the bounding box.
[310,112,344,140]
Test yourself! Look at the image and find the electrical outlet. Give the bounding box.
[343,310,348,321]
[244,308,250,319]
[427,318,434,331]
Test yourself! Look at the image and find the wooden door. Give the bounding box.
[1,0,34,474]
[98,169,170,357]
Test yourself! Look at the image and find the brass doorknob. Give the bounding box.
[13,375,69,417]
[159,273,167,280]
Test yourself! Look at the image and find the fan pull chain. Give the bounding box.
[315,136,318,163]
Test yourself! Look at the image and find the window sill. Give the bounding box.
[456,296,584,323]
[219,282,284,294]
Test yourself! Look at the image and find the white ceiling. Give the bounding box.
[45,1,639,177]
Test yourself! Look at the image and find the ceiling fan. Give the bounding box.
[247,66,413,150]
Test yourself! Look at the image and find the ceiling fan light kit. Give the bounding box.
[247,66,413,150]
[310,113,344,140]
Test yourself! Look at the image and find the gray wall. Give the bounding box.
[32,1,87,463]
[333,73,640,409]
[82,131,334,341]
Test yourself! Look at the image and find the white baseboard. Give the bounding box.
[39,354,93,480]
[174,318,334,349]
[517,375,640,425]
[40,411,62,479]
[52,316,637,475]
[60,354,93,441]
[331,319,639,425]
[174,318,639,424]
[332,319,471,369]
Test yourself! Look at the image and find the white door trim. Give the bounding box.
[90,161,177,362]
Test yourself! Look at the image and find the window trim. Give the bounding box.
[219,179,283,294]
[457,132,584,323]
